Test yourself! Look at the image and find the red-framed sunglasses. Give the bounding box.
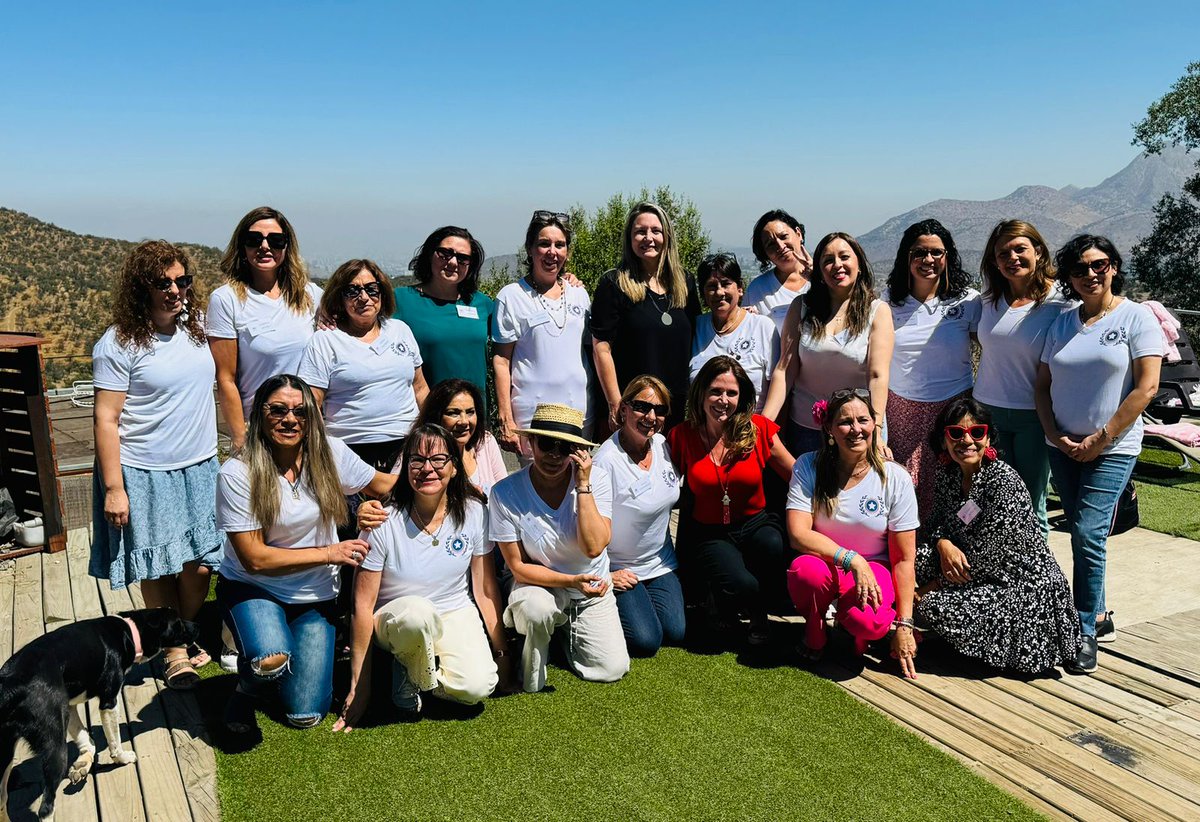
[945,424,988,441]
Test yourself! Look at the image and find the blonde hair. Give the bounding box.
[219,206,313,314]
[617,374,672,427]
[615,202,688,309]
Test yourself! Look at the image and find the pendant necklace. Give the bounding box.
[285,460,303,500]
[412,505,446,547]
[707,437,731,525]
[533,276,568,332]
[647,287,673,326]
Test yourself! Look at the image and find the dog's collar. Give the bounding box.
[117,615,145,662]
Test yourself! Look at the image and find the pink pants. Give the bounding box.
[787,554,896,651]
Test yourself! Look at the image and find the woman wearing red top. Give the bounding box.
[668,355,795,644]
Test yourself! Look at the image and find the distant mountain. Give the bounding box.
[857,148,1194,278]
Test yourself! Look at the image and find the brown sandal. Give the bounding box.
[188,643,212,668]
[164,650,200,690]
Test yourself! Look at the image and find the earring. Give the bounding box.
[827,436,835,446]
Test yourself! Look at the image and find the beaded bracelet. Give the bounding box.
[841,550,857,572]
[834,548,845,567]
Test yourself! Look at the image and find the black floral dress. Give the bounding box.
[915,459,1082,673]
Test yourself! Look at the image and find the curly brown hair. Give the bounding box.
[111,240,207,350]
[218,206,313,313]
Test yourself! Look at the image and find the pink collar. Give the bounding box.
[119,616,144,662]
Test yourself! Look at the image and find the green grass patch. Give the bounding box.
[203,647,1039,822]
[1133,444,1200,540]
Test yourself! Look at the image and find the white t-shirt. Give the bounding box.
[887,288,981,402]
[790,300,884,429]
[975,295,1071,410]
[592,432,680,581]
[690,312,780,412]
[216,436,376,603]
[91,326,217,471]
[298,319,423,444]
[362,498,491,614]
[1041,300,1164,457]
[492,280,592,430]
[744,270,810,335]
[205,282,322,418]
[787,452,919,563]
[488,466,614,600]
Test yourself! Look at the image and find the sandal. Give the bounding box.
[163,650,200,690]
[188,643,212,669]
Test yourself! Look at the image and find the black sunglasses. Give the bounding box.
[242,231,289,250]
[1071,258,1112,277]
[263,403,308,421]
[433,246,473,267]
[627,399,669,417]
[831,388,871,402]
[343,282,381,300]
[535,435,579,456]
[533,209,571,227]
[151,274,194,292]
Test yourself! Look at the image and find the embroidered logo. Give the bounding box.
[393,340,410,356]
[662,468,678,487]
[568,304,584,317]
[1099,327,1128,347]
[942,303,964,320]
[858,496,885,517]
[445,535,468,557]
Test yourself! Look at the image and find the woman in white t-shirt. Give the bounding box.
[690,253,780,413]
[744,208,813,333]
[488,404,630,692]
[494,211,592,461]
[763,232,894,457]
[90,240,221,691]
[884,219,981,516]
[299,259,429,471]
[208,206,321,454]
[217,375,398,733]
[1035,235,1163,675]
[593,375,684,657]
[786,389,919,678]
[336,425,512,729]
[976,220,1070,536]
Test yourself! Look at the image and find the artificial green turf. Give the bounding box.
[1133,444,1200,540]
[207,647,1041,822]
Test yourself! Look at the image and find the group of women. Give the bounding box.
[89,202,1164,735]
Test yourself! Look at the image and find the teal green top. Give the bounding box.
[392,285,494,397]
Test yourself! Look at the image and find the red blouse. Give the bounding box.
[667,414,780,526]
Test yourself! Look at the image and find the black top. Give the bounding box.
[591,269,701,428]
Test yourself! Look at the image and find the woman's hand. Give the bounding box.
[497,419,521,453]
[332,683,370,732]
[796,243,814,276]
[562,271,583,288]
[326,539,371,567]
[570,448,593,486]
[606,403,619,433]
[1053,433,1083,460]
[1075,430,1108,463]
[936,539,972,585]
[357,500,387,532]
[495,654,519,694]
[610,569,639,592]
[572,574,609,598]
[848,554,882,611]
[890,627,918,680]
[103,488,131,529]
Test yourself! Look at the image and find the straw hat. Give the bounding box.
[513,403,596,448]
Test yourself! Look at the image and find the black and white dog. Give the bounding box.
[0,607,196,822]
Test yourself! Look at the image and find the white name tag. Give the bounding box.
[527,312,552,327]
[518,513,554,548]
[456,304,479,319]
[957,499,981,525]
[629,475,653,498]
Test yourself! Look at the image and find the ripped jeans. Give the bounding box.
[218,575,337,727]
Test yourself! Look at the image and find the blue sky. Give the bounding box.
[2,1,1198,264]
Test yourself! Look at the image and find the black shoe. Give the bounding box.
[1095,611,1116,644]
[1067,636,1098,674]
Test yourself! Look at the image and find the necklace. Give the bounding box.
[1083,294,1116,326]
[646,287,673,326]
[704,431,732,525]
[411,504,447,547]
[840,460,870,486]
[533,277,568,331]
[714,307,744,336]
[284,460,303,500]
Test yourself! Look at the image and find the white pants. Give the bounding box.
[504,584,630,693]
[373,596,498,705]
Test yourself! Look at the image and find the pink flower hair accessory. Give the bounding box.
[811,400,829,428]
[984,446,998,461]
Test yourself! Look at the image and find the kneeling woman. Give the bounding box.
[337,425,512,729]
[915,398,1081,673]
[217,375,397,731]
[488,404,630,692]
[786,389,920,678]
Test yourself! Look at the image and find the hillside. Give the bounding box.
[0,208,224,385]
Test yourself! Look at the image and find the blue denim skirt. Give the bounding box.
[89,456,222,589]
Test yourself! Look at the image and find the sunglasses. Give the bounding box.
[343,282,381,300]
[627,399,669,417]
[1071,258,1112,278]
[909,248,947,260]
[152,274,194,292]
[945,424,988,441]
[535,435,579,456]
[263,403,308,421]
[433,246,473,267]
[409,454,452,472]
[242,231,289,250]
[832,388,871,402]
[533,209,571,227]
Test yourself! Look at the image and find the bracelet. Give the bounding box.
[492,647,507,659]
[577,486,593,495]
[1099,424,1112,442]
[841,550,857,572]
[894,617,915,630]
[833,548,845,567]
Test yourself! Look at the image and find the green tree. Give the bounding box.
[1131,62,1200,323]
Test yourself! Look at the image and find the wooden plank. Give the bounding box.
[66,527,104,620]
[1175,700,1200,723]
[159,688,220,822]
[90,690,148,822]
[121,674,194,822]
[12,553,43,653]
[1098,650,1200,702]
[0,560,14,661]
[1106,632,1200,689]
[41,551,74,626]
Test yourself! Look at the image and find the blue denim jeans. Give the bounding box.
[218,576,337,726]
[982,403,1051,538]
[614,571,686,657]
[1046,449,1136,636]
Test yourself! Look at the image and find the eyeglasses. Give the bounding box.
[533,210,571,227]
[945,424,988,441]
[409,454,452,471]
[263,404,308,421]
[627,399,669,417]
[1070,258,1112,278]
[242,231,289,250]
[535,435,579,456]
[433,247,473,267]
[831,388,871,402]
[152,274,194,292]
[342,282,381,300]
[909,248,947,260]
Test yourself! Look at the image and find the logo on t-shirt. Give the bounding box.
[445,535,468,557]
[568,303,584,317]
[942,302,964,320]
[393,340,411,356]
[858,495,886,517]
[662,468,678,487]
[1099,327,1129,347]
[736,338,755,357]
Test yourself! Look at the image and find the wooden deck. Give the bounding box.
[0,527,218,822]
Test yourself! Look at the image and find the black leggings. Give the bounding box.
[683,511,790,621]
